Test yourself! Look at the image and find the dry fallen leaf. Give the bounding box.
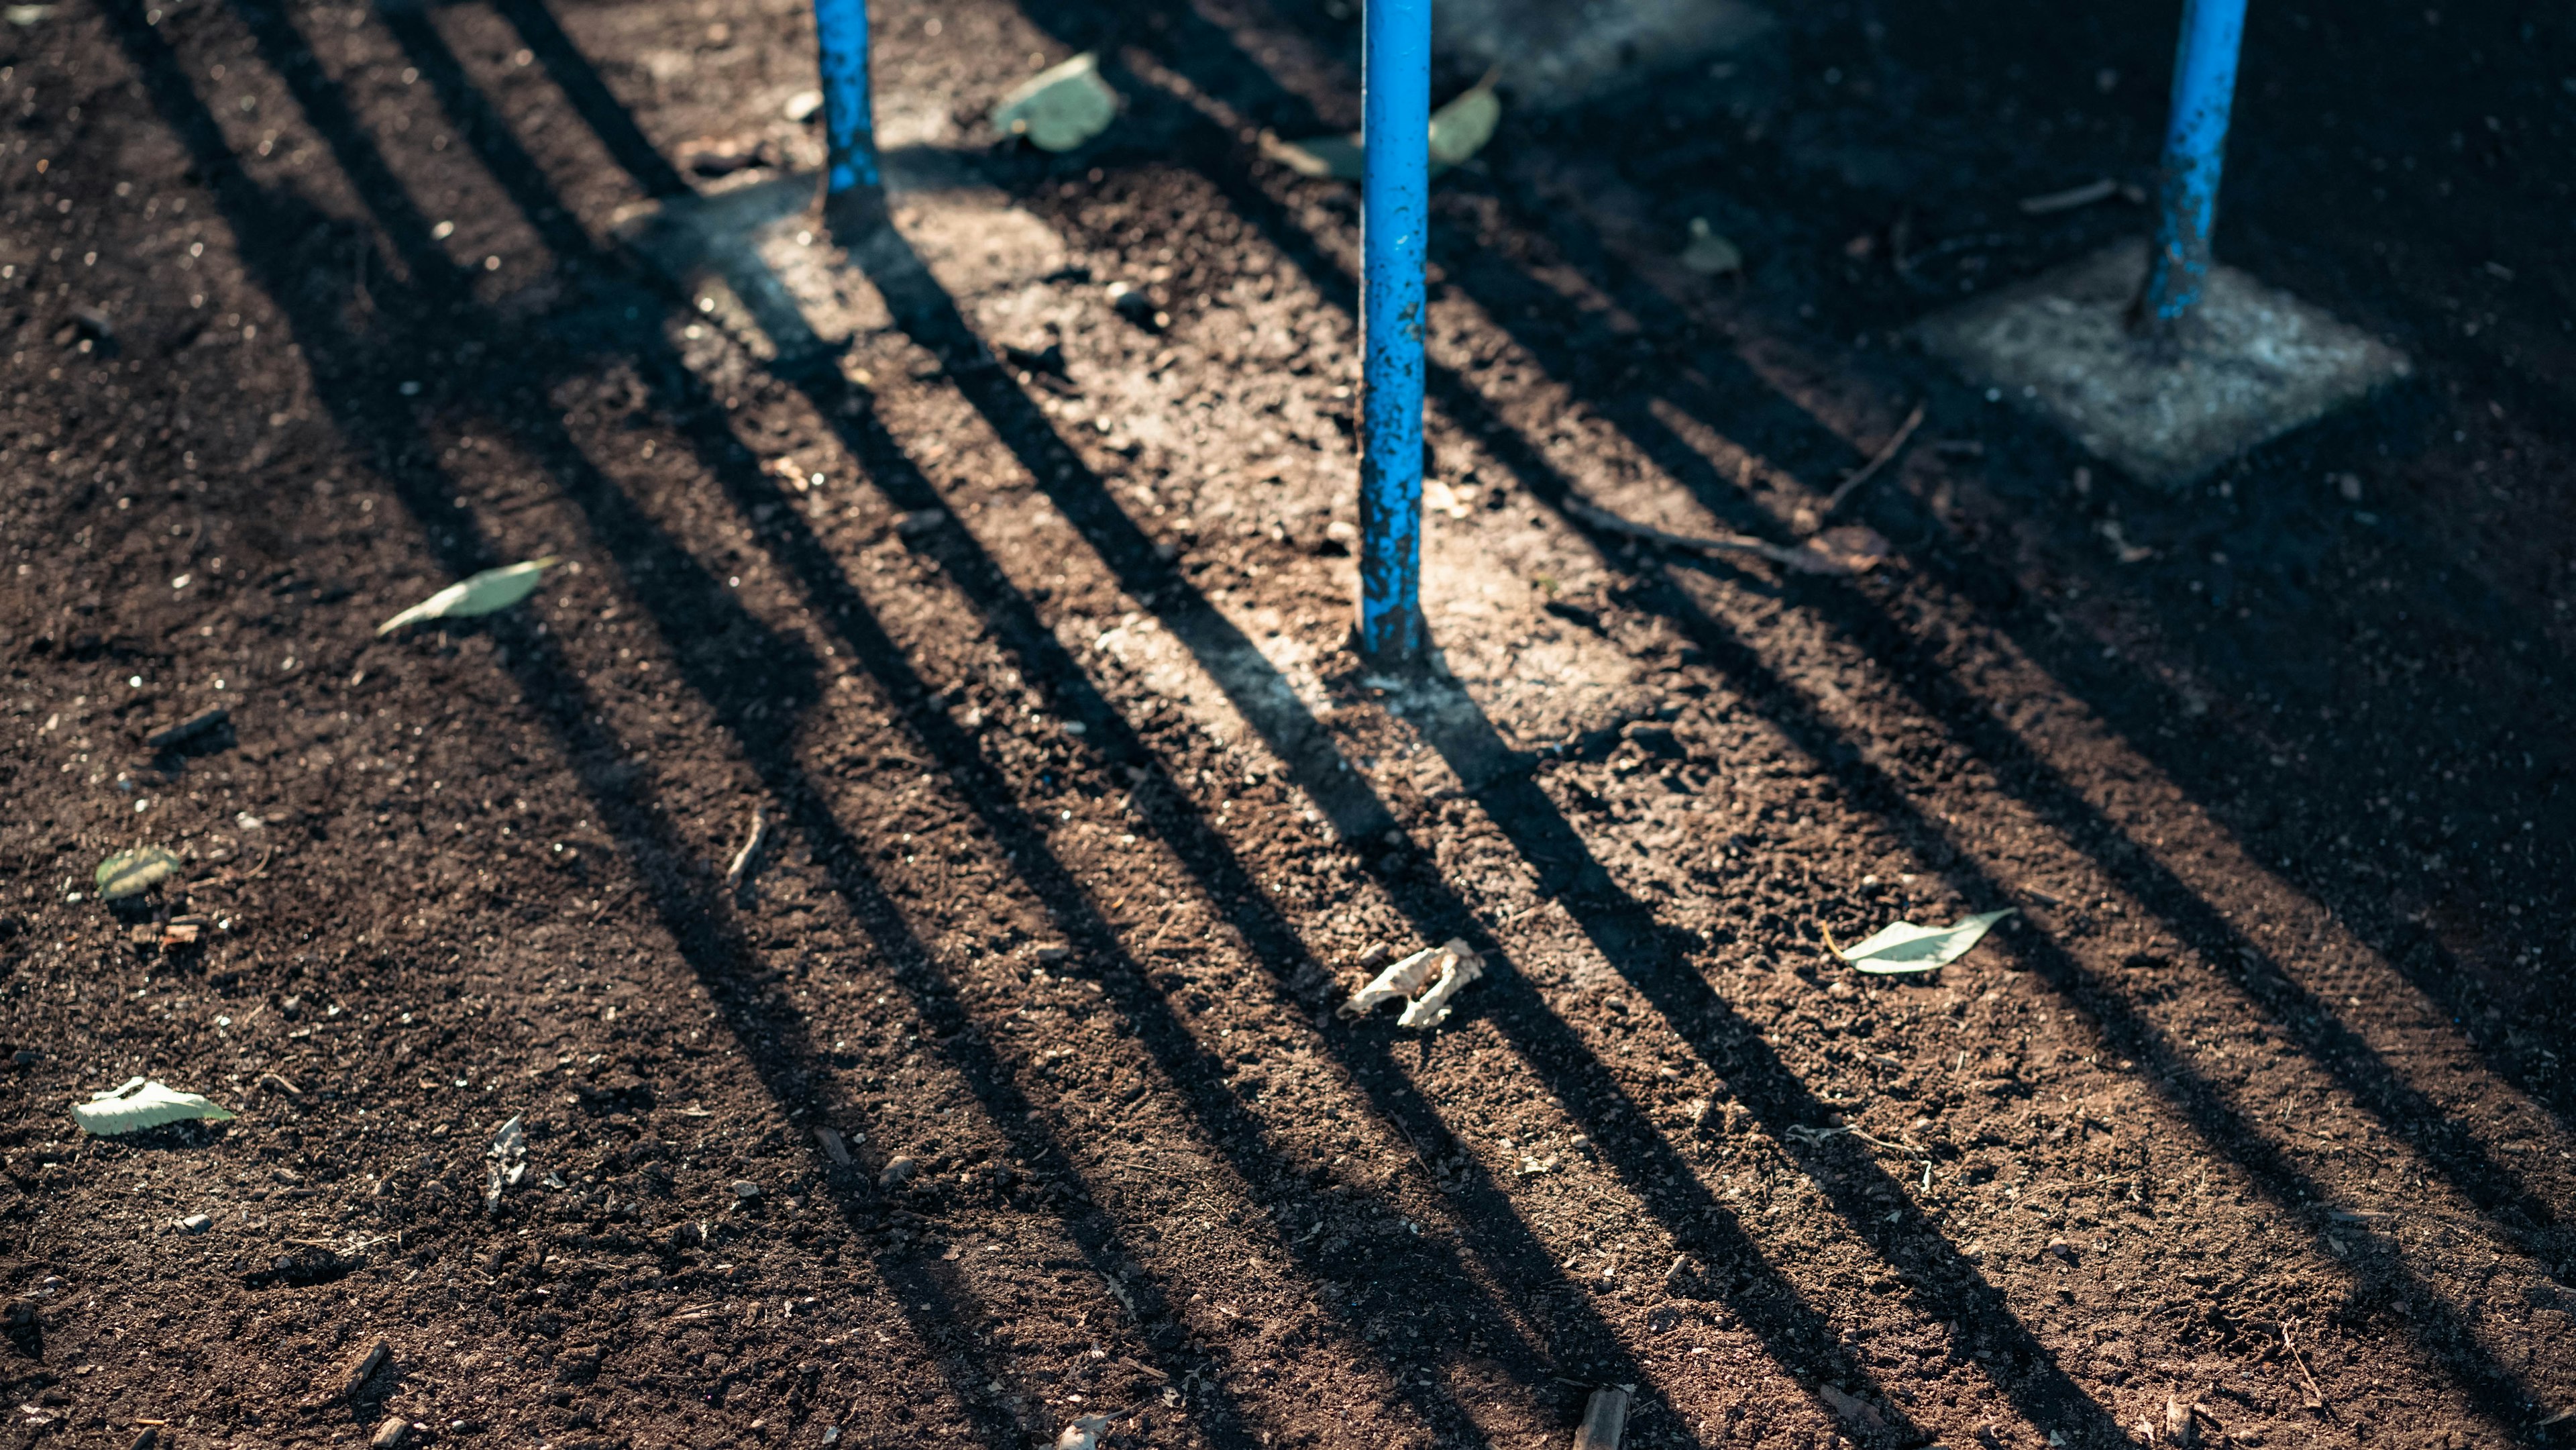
[991,53,1118,152]
[96,847,180,901]
[1680,217,1743,276]
[377,557,557,635]
[70,1078,237,1135]
[1802,524,1892,574]
[1835,909,2016,974]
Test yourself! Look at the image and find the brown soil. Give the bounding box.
[1,1,2571,1448]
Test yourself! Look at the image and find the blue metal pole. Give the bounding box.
[814,0,880,218]
[2137,0,2248,327]
[1356,0,1430,665]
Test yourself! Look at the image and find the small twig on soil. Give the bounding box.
[1820,403,1926,519]
[725,807,771,892]
[2018,177,2122,215]
[1564,498,1844,574]
[2280,1318,2327,1410]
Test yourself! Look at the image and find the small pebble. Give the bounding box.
[732,1180,762,1201]
[176,1213,211,1234]
[370,1416,412,1450]
[879,1155,919,1188]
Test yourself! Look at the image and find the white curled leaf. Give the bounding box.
[71,1078,237,1135]
[376,557,558,635]
[96,846,180,901]
[991,52,1118,152]
[1836,909,2017,974]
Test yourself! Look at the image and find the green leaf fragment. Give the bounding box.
[96,847,180,901]
[376,556,557,635]
[1428,76,1501,168]
[71,1078,237,1135]
[1680,217,1744,276]
[1837,909,2017,974]
[990,52,1119,153]
[1263,74,1505,183]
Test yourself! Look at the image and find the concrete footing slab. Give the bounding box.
[1913,238,2410,489]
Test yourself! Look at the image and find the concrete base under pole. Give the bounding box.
[1913,239,2410,490]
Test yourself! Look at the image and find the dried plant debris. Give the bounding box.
[70,1078,237,1135]
[1834,909,2016,974]
[1339,938,1486,1029]
[725,806,771,891]
[485,1114,528,1212]
[377,557,557,635]
[95,846,180,901]
[1054,1414,1116,1450]
[991,52,1118,152]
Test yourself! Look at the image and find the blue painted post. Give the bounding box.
[1356,0,1430,665]
[813,0,881,233]
[2137,0,2248,327]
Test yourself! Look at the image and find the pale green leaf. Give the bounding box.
[991,52,1118,153]
[376,556,557,635]
[1837,909,2017,974]
[1263,74,1503,184]
[71,1077,237,1135]
[1428,75,1501,168]
[1680,217,1743,276]
[96,846,180,901]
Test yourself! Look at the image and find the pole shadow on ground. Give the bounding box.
[100,4,1289,1444]
[977,0,2563,1437]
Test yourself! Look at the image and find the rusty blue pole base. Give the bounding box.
[1356,0,1432,668]
[2134,0,2247,334]
[814,0,887,246]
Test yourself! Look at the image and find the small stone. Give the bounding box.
[145,705,229,752]
[879,1155,920,1188]
[10,1049,36,1066]
[370,1415,412,1449]
[732,1180,762,1201]
[176,1213,212,1234]
[783,89,824,123]
[1034,943,1073,965]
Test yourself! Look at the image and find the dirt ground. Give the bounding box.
[2,0,2572,1447]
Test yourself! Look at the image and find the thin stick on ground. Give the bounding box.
[725,807,771,892]
[1819,402,1926,518]
[1564,498,1845,574]
[2280,1318,2326,1410]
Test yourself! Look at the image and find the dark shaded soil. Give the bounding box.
[1,1,2571,1448]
